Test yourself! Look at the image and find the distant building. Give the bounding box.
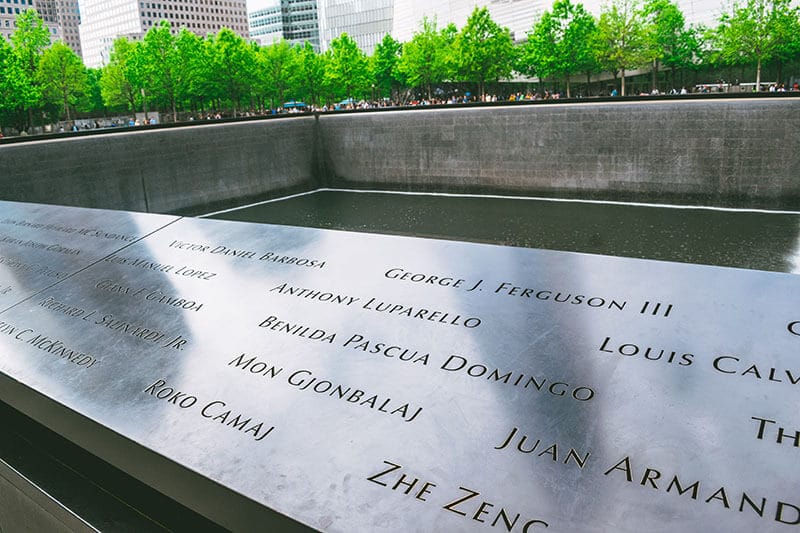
[392,0,541,44]
[249,0,282,45]
[0,4,68,49]
[316,0,393,54]
[1,2,32,42]
[318,0,750,56]
[249,0,319,50]
[78,0,249,68]
[38,0,82,55]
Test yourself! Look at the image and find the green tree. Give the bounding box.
[258,39,296,108]
[453,7,515,98]
[127,38,157,118]
[0,36,32,129]
[38,41,86,121]
[292,41,326,106]
[371,34,402,100]
[175,29,210,114]
[522,0,597,97]
[82,68,105,114]
[397,17,455,100]
[208,28,257,116]
[99,37,139,111]
[141,21,180,121]
[714,0,800,89]
[10,9,50,129]
[596,0,647,95]
[325,33,369,102]
[642,0,698,90]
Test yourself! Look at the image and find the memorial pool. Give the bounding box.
[205,189,800,274]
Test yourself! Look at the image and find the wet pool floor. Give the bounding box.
[205,189,800,274]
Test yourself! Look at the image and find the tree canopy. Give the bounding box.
[0,3,799,132]
[453,7,516,97]
[396,17,456,100]
[712,0,800,89]
[523,0,597,97]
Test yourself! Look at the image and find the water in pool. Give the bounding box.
[205,189,800,274]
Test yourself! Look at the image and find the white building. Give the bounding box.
[79,0,249,67]
[392,0,542,44]
[321,0,752,56]
[316,0,393,53]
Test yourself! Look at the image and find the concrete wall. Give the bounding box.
[0,116,318,214]
[1,98,798,212]
[319,98,800,207]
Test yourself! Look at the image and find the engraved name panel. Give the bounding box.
[0,203,797,532]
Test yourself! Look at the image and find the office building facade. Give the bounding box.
[392,0,541,44]
[1,3,68,47]
[317,0,392,54]
[78,0,249,67]
[249,0,319,50]
[37,0,81,54]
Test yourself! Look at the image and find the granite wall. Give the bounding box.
[1,98,798,212]
[0,116,318,214]
[319,98,800,207]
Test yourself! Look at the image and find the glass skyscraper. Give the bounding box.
[249,0,319,50]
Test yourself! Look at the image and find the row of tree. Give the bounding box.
[1,0,799,131]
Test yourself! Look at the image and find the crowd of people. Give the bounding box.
[2,82,798,138]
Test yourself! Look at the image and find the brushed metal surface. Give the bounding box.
[0,201,178,305]
[0,200,798,532]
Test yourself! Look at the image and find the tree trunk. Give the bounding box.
[621,68,626,96]
[776,59,783,86]
[565,73,571,98]
[756,56,762,91]
[652,59,657,91]
[586,71,591,96]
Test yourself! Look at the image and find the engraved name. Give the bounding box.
[598,334,800,386]
[752,416,800,449]
[143,378,274,442]
[361,297,481,328]
[286,369,423,423]
[103,255,217,280]
[93,314,188,350]
[226,354,422,423]
[168,240,326,268]
[95,279,204,312]
[598,336,694,366]
[0,321,99,368]
[367,460,550,530]
[604,456,800,525]
[493,426,591,469]
[493,282,626,311]
[0,255,66,279]
[1,218,78,234]
[440,354,595,402]
[384,267,484,292]
[0,234,80,255]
